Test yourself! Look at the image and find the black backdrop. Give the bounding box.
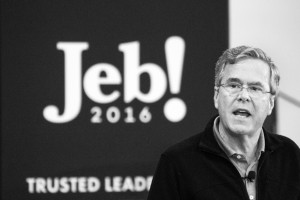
[2,0,231,199]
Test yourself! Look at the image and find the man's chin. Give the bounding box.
[228,124,253,136]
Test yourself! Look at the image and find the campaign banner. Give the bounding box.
[2,0,229,199]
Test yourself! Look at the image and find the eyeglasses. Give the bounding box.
[218,82,272,98]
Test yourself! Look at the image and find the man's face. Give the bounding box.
[214,58,275,137]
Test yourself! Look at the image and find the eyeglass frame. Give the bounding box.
[217,82,274,97]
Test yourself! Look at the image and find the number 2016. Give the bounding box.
[90,106,152,123]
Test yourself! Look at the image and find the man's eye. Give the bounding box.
[249,86,263,92]
[228,83,240,88]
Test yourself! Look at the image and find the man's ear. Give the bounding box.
[268,95,275,115]
[214,86,219,109]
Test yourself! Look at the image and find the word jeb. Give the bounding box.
[43,36,186,123]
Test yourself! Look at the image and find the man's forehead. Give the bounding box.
[227,58,268,68]
[224,59,270,74]
[224,77,264,86]
[222,60,271,85]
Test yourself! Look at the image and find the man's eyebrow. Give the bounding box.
[225,78,242,83]
[247,81,264,87]
[225,78,265,87]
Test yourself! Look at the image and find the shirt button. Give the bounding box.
[249,195,254,200]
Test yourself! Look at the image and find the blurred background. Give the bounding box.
[230,0,300,147]
[1,0,299,199]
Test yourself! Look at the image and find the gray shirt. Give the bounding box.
[213,117,265,200]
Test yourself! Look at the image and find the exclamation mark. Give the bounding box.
[164,36,187,122]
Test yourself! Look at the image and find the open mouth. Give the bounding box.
[233,109,251,117]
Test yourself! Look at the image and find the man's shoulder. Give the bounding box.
[265,130,300,154]
[161,131,208,162]
[162,117,217,158]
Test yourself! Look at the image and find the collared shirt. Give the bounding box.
[213,117,265,200]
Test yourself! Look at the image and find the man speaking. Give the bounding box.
[147,46,300,200]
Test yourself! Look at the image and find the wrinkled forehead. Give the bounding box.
[222,59,271,86]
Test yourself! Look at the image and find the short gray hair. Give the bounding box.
[215,46,280,96]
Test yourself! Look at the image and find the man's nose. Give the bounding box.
[237,87,251,102]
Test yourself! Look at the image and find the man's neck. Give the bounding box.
[218,123,261,162]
